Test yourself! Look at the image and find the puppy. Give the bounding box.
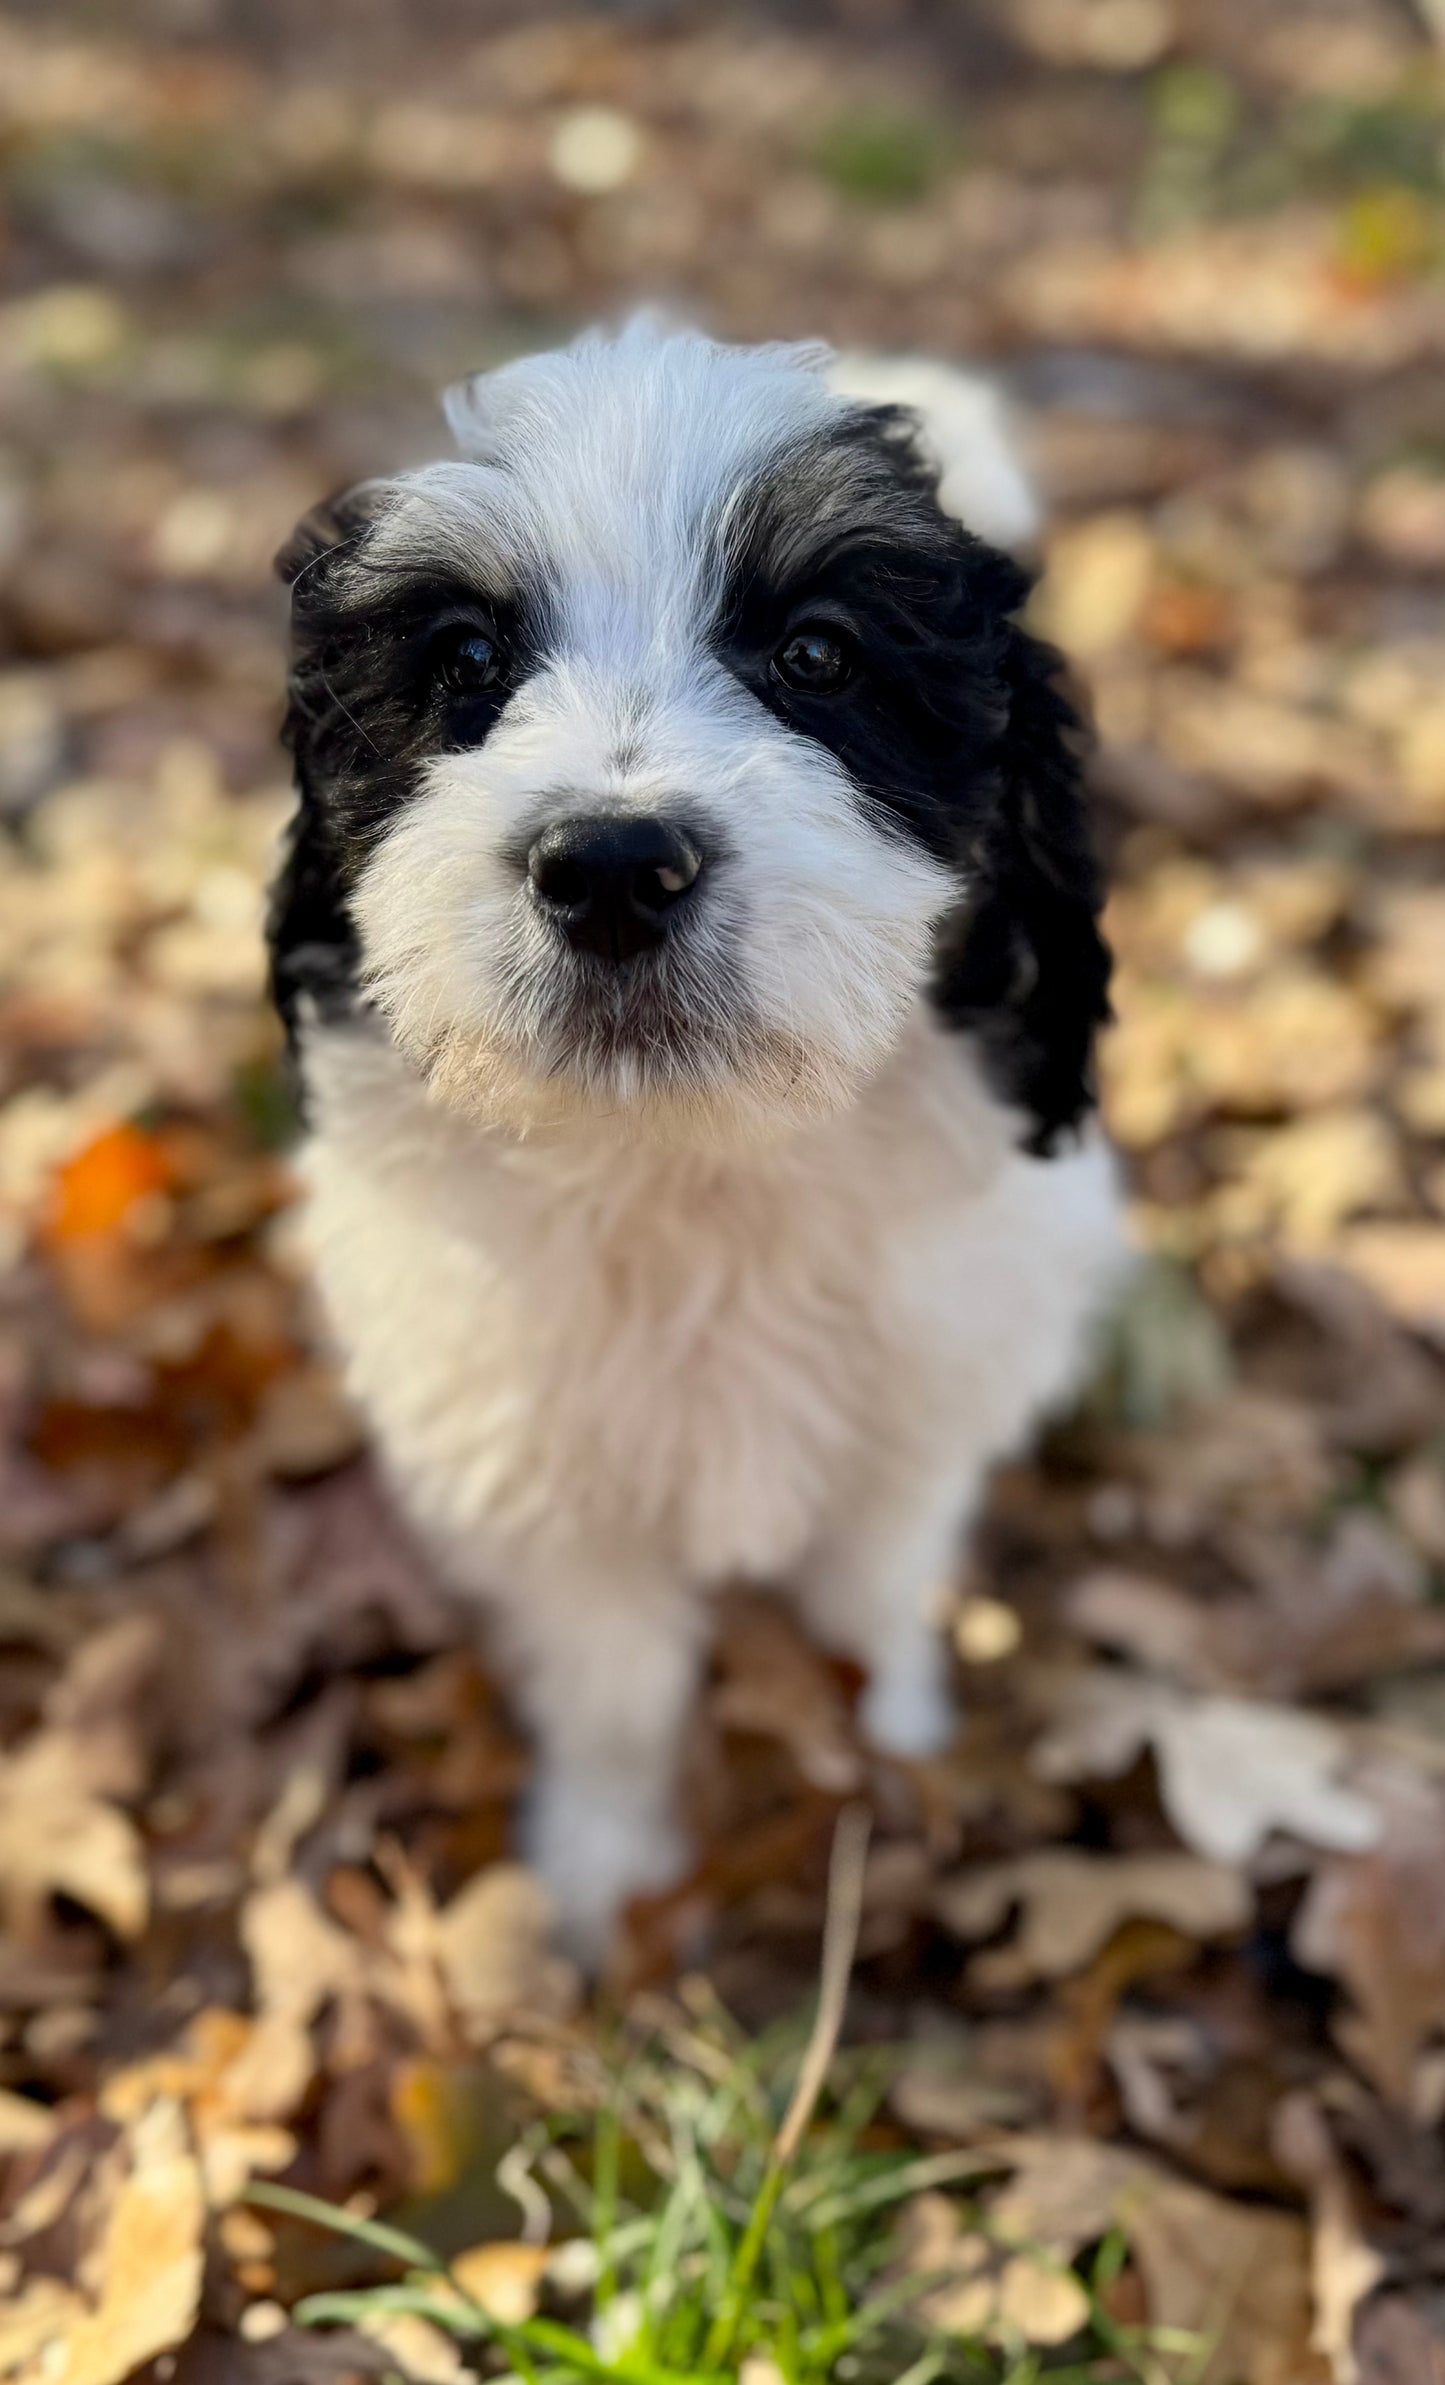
[270,319,1123,1958]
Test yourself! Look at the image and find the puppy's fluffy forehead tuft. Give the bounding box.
[369,321,854,608]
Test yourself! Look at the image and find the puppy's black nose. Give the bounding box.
[528,814,704,963]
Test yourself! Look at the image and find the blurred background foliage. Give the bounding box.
[4,5,1445,2382]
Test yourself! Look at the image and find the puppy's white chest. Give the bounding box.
[298,1022,1038,1582]
[299,1019,1124,1605]
[308,1068,871,1579]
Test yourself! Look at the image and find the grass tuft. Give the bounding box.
[245,1815,1187,2382]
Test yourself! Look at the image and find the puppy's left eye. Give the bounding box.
[433,627,506,697]
[772,626,854,696]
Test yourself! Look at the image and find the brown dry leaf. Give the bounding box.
[887,2039,1040,2138]
[0,2094,56,2158]
[894,2189,1090,2348]
[1294,1771,1445,2105]
[355,2312,464,2384]
[431,1862,577,2041]
[99,2008,296,2205]
[1123,2170,1324,2385]
[1190,969,1382,1117]
[237,1876,374,2112]
[450,2240,550,2323]
[935,1848,1249,1986]
[1388,1451,1445,1568]
[1392,699,1445,831]
[987,2136,1325,2385]
[252,1360,364,1480]
[1066,1569,1220,1683]
[1104,961,1381,1148]
[238,1854,573,2108]
[710,1595,863,1792]
[1154,672,1378,808]
[1033,511,1155,658]
[1035,1671,1380,1864]
[1357,465,1445,570]
[1333,1225,1445,1346]
[1071,1517,1445,1701]
[1010,211,1429,368]
[0,1613,158,1940]
[252,1465,458,1710]
[1359,886,1445,1019]
[1012,0,1176,70]
[1229,1109,1403,1256]
[1354,2296,1445,2385]
[0,2136,95,2249]
[1114,1388,1330,1537]
[0,2097,204,2385]
[1274,2093,1386,2385]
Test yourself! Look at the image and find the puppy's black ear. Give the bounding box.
[274,481,386,591]
[268,484,386,1062]
[937,617,1111,1156]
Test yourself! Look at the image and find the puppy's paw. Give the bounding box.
[860,1661,956,1761]
[523,1776,688,1968]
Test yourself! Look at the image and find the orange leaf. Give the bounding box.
[44,1123,173,1244]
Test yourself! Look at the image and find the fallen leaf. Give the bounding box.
[1033,511,1155,657]
[1035,1672,1381,1863]
[935,1848,1249,1985]
[986,2136,1325,2385]
[1,2097,204,2385]
[1233,1109,1403,1255]
[451,2240,550,2323]
[99,2008,296,2205]
[1354,2295,1445,2385]
[0,2095,56,2157]
[237,1877,373,2113]
[1294,1771,1445,2105]
[1334,1226,1445,1346]
[432,1863,576,2040]
[0,1614,158,1940]
[710,1595,863,1793]
[1274,2093,1386,2385]
[894,2190,1091,2349]
[41,1120,172,1242]
[355,2311,463,2384]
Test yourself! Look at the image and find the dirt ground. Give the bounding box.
[2,2,1445,2378]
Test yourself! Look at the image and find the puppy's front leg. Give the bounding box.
[794,1460,978,1760]
[485,1544,705,1963]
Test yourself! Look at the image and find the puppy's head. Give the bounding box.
[272,320,1108,1150]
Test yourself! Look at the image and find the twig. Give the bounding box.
[775,1801,872,2166]
[702,1802,872,2371]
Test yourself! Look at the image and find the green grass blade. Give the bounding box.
[243,2178,444,2272]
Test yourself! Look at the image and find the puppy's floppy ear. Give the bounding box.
[274,477,390,592]
[936,612,1111,1157]
[268,483,389,1061]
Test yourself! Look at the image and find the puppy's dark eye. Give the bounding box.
[434,627,505,697]
[772,626,854,696]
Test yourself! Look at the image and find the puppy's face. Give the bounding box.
[274,326,1108,1149]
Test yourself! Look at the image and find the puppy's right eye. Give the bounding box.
[433,627,505,697]
[772,625,854,696]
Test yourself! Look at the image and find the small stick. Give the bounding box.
[702,1801,872,2372]
[774,1802,872,2166]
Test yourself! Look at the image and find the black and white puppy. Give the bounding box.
[271,320,1123,1956]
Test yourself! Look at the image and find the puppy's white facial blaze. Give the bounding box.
[345,326,959,1142]
[353,650,953,1140]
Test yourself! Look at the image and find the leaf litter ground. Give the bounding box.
[3,3,1445,2379]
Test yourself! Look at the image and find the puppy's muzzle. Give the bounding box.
[528,814,704,964]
